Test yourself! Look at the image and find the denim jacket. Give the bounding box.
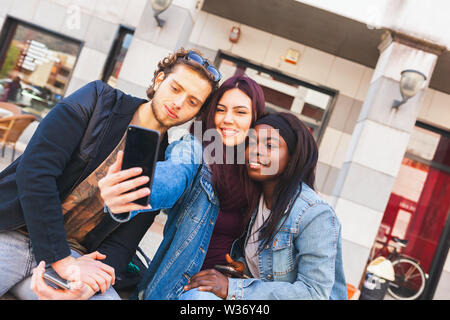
[227,183,348,300]
[111,134,221,300]
[111,134,347,300]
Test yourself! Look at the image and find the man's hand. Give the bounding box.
[31,261,95,300]
[51,251,115,294]
[98,150,151,214]
[184,269,229,299]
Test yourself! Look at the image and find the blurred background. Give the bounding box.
[0,0,448,300]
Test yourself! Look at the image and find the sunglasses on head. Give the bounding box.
[186,51,222,83]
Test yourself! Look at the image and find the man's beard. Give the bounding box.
[151,99,172,129]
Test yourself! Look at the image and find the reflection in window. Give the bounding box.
[0,19,81,119]
[373,124,450,274]
[217,53,335,141]
[102,26,134,88]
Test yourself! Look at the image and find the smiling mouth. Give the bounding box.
[247,160,269,169]
[220,128,239,137]
[165,105,178,119]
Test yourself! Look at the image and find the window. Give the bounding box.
[102,26,134,87]
[0,18,82,119]
[372,123,450,274]
[216,52,337,141]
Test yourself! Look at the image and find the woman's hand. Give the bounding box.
[184,269,229,299]
[98,150,152,214]
[31,261,95,300]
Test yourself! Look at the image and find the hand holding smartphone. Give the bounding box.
[121,125,160,207]
[214,264,251,279]
[43,271,71,290]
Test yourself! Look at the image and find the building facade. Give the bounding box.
[0,0,448,299]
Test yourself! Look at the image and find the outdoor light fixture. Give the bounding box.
[392,69,427,109]
[151,0,173,27]
[229,26,241,43]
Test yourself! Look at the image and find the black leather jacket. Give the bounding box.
[0,80,167,264]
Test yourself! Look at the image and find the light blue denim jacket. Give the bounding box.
[110,134,220,300]
[110,134,347,300]
[227,183,348,300]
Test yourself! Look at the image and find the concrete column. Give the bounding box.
[115,0,199,99]
[330,31,445,286]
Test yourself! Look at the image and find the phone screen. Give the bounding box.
[121,125,160,206]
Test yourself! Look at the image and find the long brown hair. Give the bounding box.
[190,75,266,227]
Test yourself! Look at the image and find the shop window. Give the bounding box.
[0,18,82,119]
[371,123,450,275]
[102,26,134,88]
[216,52,336,142]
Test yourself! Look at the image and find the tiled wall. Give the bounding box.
[187,11,450,288]
[0,0,149,96]
[187,11,450,199]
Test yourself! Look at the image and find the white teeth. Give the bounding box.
[249,162,262,168]
[221,129,238,136]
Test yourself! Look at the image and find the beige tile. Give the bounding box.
[417,88,434,121]
[332,132,352,169]
[196,13,234,52]
[84,16,117,54]
[355,67,374,101]
[262,35,306,76]
[349,120,411,177]
[0,0,14,17]
[296,46,335,85]
[122,0,148,28]
[93,0,129,24]
[318,127,342,167]
[119,39,170,88]
[230,24,271,64]
[72,47,107,82]
[9,0,39,21]
[188,10,208,45]
[326,57,366,98]
[341,239,371,287]
[334,197,384,248]
[427,90,450,130]
[70,0,98,15]
[172,0,197,17]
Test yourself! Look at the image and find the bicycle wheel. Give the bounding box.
[387,258,426,300]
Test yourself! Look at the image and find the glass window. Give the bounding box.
[372,124,450,274]
[0,18,82,119]
[102,26,134,88]
[216,52,336,141]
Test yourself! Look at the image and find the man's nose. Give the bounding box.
[172,95,185,110]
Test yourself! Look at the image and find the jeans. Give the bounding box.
[0,230,120,300]
[179,288,222,300]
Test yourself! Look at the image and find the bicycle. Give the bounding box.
[369,237,428,300]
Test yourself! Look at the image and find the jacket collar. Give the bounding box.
[113,89,148,116]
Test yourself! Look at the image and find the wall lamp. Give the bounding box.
[152,0,173,27]
[392,69,427,109]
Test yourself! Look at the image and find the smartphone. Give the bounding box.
[43,272,71,290]
[121,125,160,206]
[214,265,250,279]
